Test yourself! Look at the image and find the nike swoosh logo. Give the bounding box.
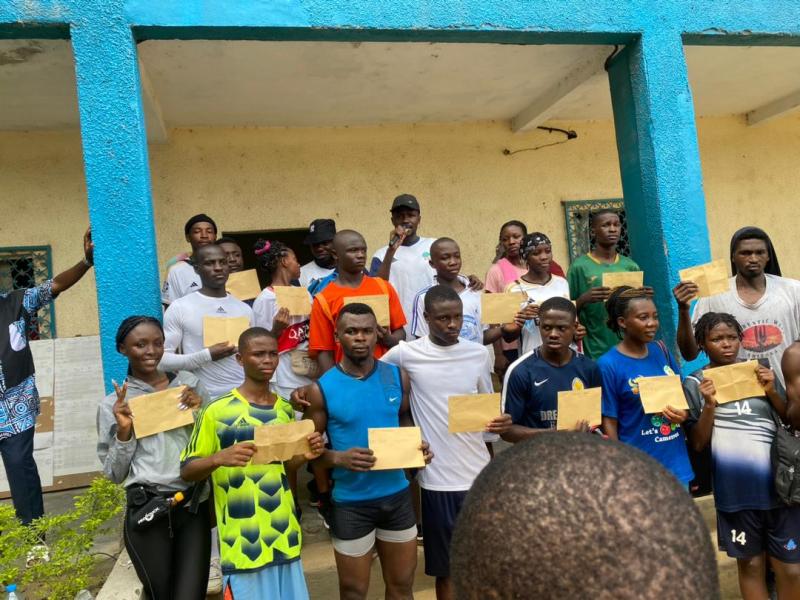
[534,379,549,387]
[389,397,398,403]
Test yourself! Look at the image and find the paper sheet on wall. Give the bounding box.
[252,420,314,464]
[0,448,54,493]
[343,295,390,327]
[368,427,425,470]
[556,388,602,430]
[30,339,54,397]
[638,375,688,414]
[448,393,501,433]
[602,271,644,289]
[481,292,526,325]
[203,316,251,347]
[702,360,764,404]
[274,286,312,316]
[678,259,729,299]
[129,386,194,438]
[226,269,262,301]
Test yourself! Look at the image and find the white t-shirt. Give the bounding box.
[299,261,335,289]
[372,237,436,334]
[692,274,800,385]
[161,261,201,305]
[410,275,485,344]
[160,291,253,399]
[251,287,313,394]
[381,336,494,492]
[505,275,571,355]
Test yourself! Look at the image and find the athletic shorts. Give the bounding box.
[222,560,308,600]
[421,488,468,578]
[717,506,800,562]
[330,488,417,557]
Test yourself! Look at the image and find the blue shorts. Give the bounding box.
[717,507,800,563]
[223,559,309,600]
[421,489,467,578]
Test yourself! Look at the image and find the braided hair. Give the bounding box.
[605,286,652,336]
[115,316,163,352]
[253,239,290,285]
[693,312,743,349]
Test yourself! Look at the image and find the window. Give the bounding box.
[563,199,630,263]
[221,229,313,287]
[0,246,55,340]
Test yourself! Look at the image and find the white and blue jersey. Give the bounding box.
[410,276,485,344]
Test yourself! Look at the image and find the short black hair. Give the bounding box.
[499,220,527,237]
[430,237,458,256]
[694,312,743,349]
[451,433,720,599]
[539,296,576,320]
[730,226,781,276]
[238,326,276,351]
[605,286,652,335]
[589,208,618,227]
[337,302,376,323]
[424,284,461,313]
[216,237,240,247]
[115,316,162,352]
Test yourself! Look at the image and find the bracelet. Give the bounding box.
[82,257,93,268]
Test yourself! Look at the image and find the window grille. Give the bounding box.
[0,246,55,339]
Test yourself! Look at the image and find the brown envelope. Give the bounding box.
[602,271,644,289]
[226,269,262,301]
[448,393,501,433]
[638,375,689,414]
[344,295,390,327]
[252,419,315,464]
[556,387,602,430]
[368,427,425,470]
[481,292,526,325]
[678,259,729,299]
[202,316,250,347]
[703,360,764,404]
[274,286,312,316]
[129,386,194,438]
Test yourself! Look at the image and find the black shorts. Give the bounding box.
[421,488,468,578]
[717,506,800,562]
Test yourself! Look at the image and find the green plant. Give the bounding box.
[0,477,125,599]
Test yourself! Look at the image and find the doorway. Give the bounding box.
[222,228,313,286]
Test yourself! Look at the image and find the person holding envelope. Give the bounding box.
[97,316,211,600]
[567,209,643,359]
[598,287,694,487]
[181,327,324,600]
[303,303,433,600]
[683,312,799,599]
[502,297,602,439]
[382,285,512,600]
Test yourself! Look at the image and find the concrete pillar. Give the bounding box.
[70,15,161,390]
[607,32,710,353]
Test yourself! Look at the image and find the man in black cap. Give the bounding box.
[370,194,436,335]
[299,218,337,289]
[161,213,217,306]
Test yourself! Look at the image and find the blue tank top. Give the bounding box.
[319,361,409,503]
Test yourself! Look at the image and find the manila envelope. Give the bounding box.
[344,295,390,327]
[638,375,689,414]
[678,259,729,299]
[203,316,250,347]
[274,286,312,316]
[481,292,526,325]
[703,360,764,404]
[602,271,644,289]
[368,427,425,470]
[556,387,602,430]
[129,386,194,438]
[226,269,262,301]
[252,419,315,464]
[448,393,501,433]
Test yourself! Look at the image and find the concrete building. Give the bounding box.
[2,2,800,387]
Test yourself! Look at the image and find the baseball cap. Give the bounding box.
[390,194,420,212]
[304,219,336,245]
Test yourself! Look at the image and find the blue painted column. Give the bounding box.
[607,31,711,355]
[70,8,161,390]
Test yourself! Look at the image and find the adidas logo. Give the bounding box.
[190,282,199,288]
[216,307,226,313]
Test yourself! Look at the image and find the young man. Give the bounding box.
[410,237,503,345]
[0,228,93,526]
[304,304,432,600]
[162,213,218,306]
[501,297,602,440]
[299,218,337,289]
[181,328,324,600]
[676,226,800,384]
[160,243,253,400]
[382,285,512,600]
[309,230,406,373]
[566,210,641,359]
[370,194,436,335]
[216,237,244,273]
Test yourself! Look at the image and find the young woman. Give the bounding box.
[598,287,694,487]
[96,316,211,600]
[684,312,800,600]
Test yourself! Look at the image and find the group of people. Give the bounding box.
[2,193,800,599]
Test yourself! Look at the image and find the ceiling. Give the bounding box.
[1,39,800,132]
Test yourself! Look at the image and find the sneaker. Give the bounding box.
[26,543,50,567]
[206,558,222,596]
[416,524,424,545]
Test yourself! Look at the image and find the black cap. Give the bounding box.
[390,194,420,212]
[304,219,336,245]
[184,213,217,235]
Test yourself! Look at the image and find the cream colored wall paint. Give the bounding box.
[1,115,798,337]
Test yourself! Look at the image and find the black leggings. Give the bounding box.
[124,499,211,600]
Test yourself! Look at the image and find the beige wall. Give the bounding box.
[1,114,799,337]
